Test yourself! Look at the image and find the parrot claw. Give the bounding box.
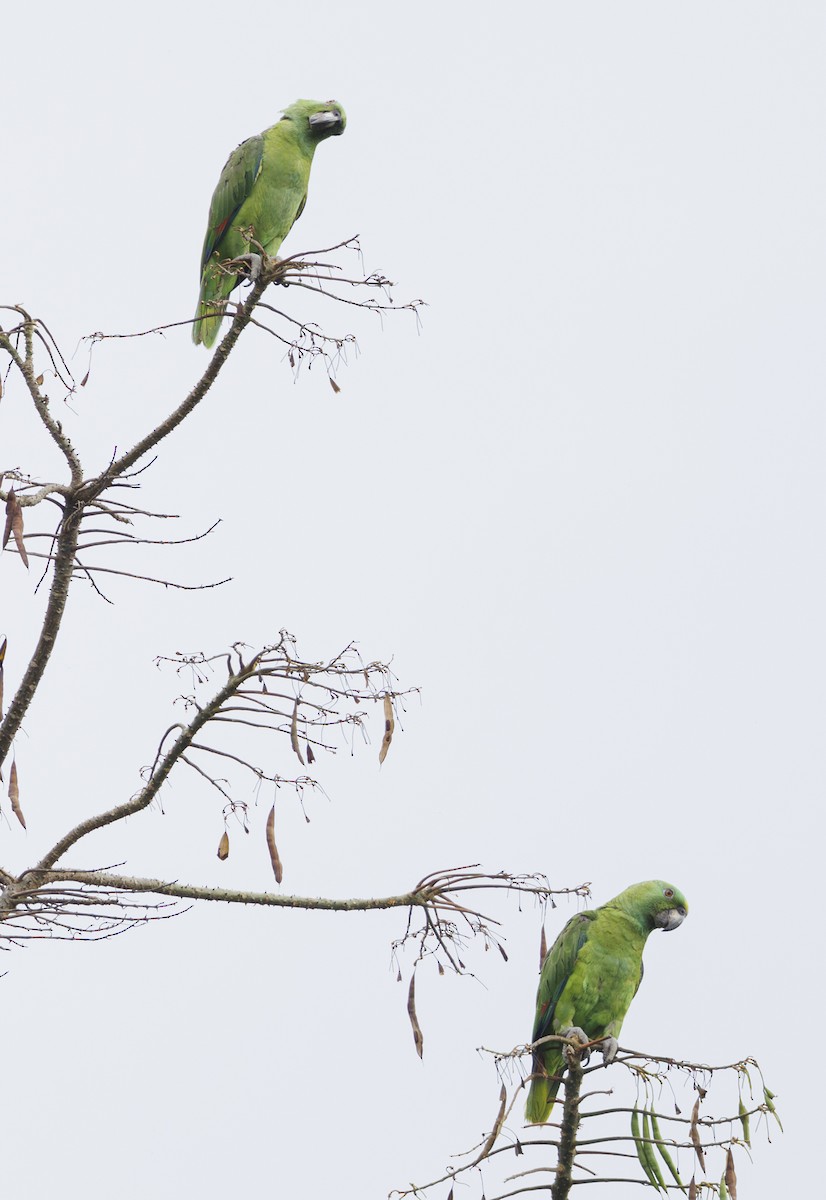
[599,1036,619,1065]
[561,1027,591,1065]
[233,252,264,284]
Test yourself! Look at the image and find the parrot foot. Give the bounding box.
[598,1036,619,1065]
[232,252,264,284]
[561,1027,591,1066]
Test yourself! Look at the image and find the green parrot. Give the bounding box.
[193,98,346,348]
[526,880,688,1124]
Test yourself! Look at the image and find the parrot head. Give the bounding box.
[610,880,688,933]
[283,98,347,140]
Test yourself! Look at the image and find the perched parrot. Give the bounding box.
[525,880,688,1124]
[193,98,346,348]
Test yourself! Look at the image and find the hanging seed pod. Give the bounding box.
[266,804,283,883]
[738,1097,751,1147]
[725,1148,737,1199]
[763,1086,783,1131]
[379,693,395,764]
[407,974,423,1058]
[631,1108,659,1190]
[217,830,229,860]
[689,1097,706,1172]
[642,1109,667,1193]
[3,489,28,568]
[290,699,305,765]
[650,1109,685,1193]
[9,760,25,829]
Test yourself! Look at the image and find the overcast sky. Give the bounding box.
[2,3,823,1197]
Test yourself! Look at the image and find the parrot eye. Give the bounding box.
[663,888,674,899]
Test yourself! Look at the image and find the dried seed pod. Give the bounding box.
[378,693,395,764]
[0,636,6,717]
[689,1097,706,1172]
[9,760,25,829]
[3,490,28,568]
[217,830,229,860]
[539,925,548,971]
[471,1084,507,1166]
[407,974,423,1059]
[725,1148,737,1200]
[266,804,283,883]
[290,699,305,765]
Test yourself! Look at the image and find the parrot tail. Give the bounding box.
[192,290,226,348]
[525,1065,562,1124]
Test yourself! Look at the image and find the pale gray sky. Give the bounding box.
[2,2,822,1196]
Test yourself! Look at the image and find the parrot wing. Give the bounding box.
[199,134,264,270]
[532,911,594,1046]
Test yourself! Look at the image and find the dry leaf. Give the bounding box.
[407,974,424,1058]
[725,1149,737,1200]
[378,693,395,765]
[266,803,283,883]
[329,376,341,394]
[9,760,25,829]
[290,699,305,765]
[3,490,28,568]
[217,830,229,860]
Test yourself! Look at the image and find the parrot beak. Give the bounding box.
[656,906,687,932]
[308,107,345,134]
